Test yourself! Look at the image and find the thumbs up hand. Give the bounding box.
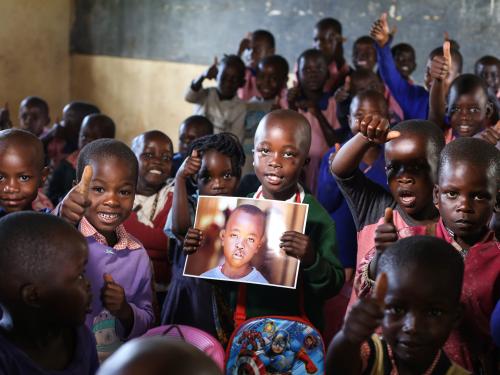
[374,208,398,252]
[60,165,93,224]
[204,57,219,80]
[176,149,202,181]
[101,273,133,324]
[429,41,451,82]
[370,13,391,47]
[334,76,351,103]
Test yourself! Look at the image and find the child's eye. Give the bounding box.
[0,175,4,182]
[473,193,488,201]
[161,154,172,162]
[120,190,132,196]
[257,147,270,156]
[386,306,405,315]
[19,175,31,182]
[445,191,458,199]
[230,233,238,239]
[248,238,255,243]
[283,151,297,159]
[428,308,443,317]
[469,107,480,113]
[92,186,104,193]
[142,152,153,159]
[223,172,233,179]
[450,106,459,114]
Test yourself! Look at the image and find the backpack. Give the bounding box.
[225,285,326,374]
[143,324,225,371]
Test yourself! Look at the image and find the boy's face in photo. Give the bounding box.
[448,87,491,138]
[85,156,136,243]
[384,134,436,219]
[253,118,309,200]
[298,55,328,92]
[381,265,460,370]
[434,160,496,246]
[220,210,265,270]
[19,105,49,137]
[0,144,46,213]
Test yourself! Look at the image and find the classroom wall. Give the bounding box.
[0,0,71,125]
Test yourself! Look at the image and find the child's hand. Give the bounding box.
[333,76,351,103]
[341,273,386,344]
[280,231,316,267]
[477,121,500,145]
[357,114,399,144]
[430,41,451,81]
[237,32,252,56]
[176,150,201,181]
[270,91,283,111]
[101,274,133,321]
[370,13,391,48]
[60,165,93,224]
[374,208,398,252]
[0,102,12,130]
[183,227,204,254]
[287,81,301,111]
[204,57,219,80]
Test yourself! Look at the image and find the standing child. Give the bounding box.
[185,110,344,334]
[185,55,246,142]
[287,49,342,194]
[18,96,51,138]
[171,115,214,177]
[0,129,49,217]
[327,236,470,375]
[330,117,444,308]
[0,212,98,374]
[237,30,276,101]
[58,139,154,360]
[162,132,244,339]
[124,130,174,302]
[47,114,116,205]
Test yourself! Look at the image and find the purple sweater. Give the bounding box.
[85,236,154,342]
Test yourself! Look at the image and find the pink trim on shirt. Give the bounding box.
[79,216,142,250]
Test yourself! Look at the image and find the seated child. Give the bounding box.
[207,110,344,332]
[237,29,276,100]
[391,42,416,82]
[326,236,469,375]
[96,337,222,375]
[287,49,341,194]
[0,212,98,374]
[162,132,244,339]
[124,130,174,297]
[0,129,49,217]
[185,55,246,142]
[18,96,51,137]
[171,115,214,177]
[313,17,350,92]
[475,55,500,99]
[371,13,462,119]
[201,204,268,283]
[58,139,154,360]
[243,54,289,175]
[330,118,444,308]
[48,113,116,204]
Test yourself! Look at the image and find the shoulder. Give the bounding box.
[201,266,222,278]
[304,194,335,225]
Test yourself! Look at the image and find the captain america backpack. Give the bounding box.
[225,284,326,375]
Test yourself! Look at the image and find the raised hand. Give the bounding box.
[183,227,204,254]
[357,114,399,144]
[334,76,351,103]
[176,149,201,180]
[101,273,132,322]
[429,41,451,81]
[370,13,391,47]
[204,57,219,80]
[477,120,500,145]
[60,165,93,224]
[374,207,398,252]
[237,32,252,56]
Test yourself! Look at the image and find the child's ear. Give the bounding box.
[40,166,49,186]
[20,284,40,308]
[219,229,226,242]
[433,185,440,207]
[485,99,494,118]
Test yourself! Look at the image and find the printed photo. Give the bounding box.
[183,196,308,289]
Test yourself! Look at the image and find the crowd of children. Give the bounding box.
[0,11,499,375]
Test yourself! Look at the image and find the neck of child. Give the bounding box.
[217,90,235,101]
[103,230,118,247]
[410,204,439,224]
[394,350,440,375]
[136,180,162,197]
[262,185,298,201]
[456,226,489,249]
[222,263,252,279]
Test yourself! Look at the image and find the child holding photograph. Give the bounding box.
[201,204,268,283]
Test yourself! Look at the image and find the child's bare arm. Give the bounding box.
[326,274,387,375]
[189,57,218,92]
[330,115,397,178]
[428,41,451,131]
[237,32,251,57]
[171,150,201,236]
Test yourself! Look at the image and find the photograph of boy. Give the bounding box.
[200,204,268,283]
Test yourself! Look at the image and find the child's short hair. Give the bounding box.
[377,236,464,302]
[315,17,342,35]
[183,115,214,135]
[0,128,45,168]
[475,55,500,73]
[64,101,100,117]
[231,204,266,225]
[297,48,327,66]
[391,119,445,159]
[438,137,500,182]
[253,29,275,49]
[187,132,245,179]
[353,35,375,47]
[82,114,116,138]
[77,138,138,182]
[0,212,82,287]
[447,73,489,106]
[258,55,290,81]
[428,46,463,73]
[391,43,415,58]
[349,89,389,117]
[20,96,49,114]
[220,55,246,78]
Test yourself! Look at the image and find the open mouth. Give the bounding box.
[398,191,417,207]
[456,124,476,136]
[97,212,121,224]
[148,169,163,175]
[232,248,245,260]
[264,173,284,185]
[0,197,25,207]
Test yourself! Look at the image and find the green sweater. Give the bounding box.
[225,193,344,331]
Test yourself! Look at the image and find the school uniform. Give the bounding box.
[324,60,350,93]
[0,326,99,375]
[237,68,260,101]
[185,87,246,142]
